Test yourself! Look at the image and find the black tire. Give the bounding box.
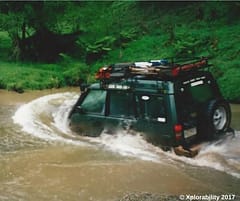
[202,99,231,140]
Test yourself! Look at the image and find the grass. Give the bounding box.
[0,60,90,92]
[0,62,64,92]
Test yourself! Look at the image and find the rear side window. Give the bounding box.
[109,91,134,117]
[189,84,213,103]
[136,95,166,120]
[176,78,216,124]
[81,90,106,114]
[180,81,214,104]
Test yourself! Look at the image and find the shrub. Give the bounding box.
[63,62,89,85]
[218,69,240,102]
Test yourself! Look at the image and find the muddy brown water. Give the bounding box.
[0,89,240,201]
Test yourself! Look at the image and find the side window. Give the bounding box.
[81,90,106,114]
[178,80,215,105]
[136,95,166,120]
[109,91,134,117]
[189,84,213,103]
[176,80,215,123]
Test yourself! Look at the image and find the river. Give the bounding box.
[0,89,240,201]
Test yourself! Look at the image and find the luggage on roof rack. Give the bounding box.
[95,57,210,82]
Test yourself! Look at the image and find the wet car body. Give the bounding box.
[69,58,233,157]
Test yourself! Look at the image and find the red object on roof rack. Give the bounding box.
[95,67,111,80]
[95,57,210,81]
[171,58,208,76]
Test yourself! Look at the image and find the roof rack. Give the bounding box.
[95,57,210,83]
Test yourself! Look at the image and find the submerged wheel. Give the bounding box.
[213,105,227,130]
[203,99,231,139]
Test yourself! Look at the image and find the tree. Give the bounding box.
[0,1,82,62]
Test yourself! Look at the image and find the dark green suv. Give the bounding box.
[68,58,233,157]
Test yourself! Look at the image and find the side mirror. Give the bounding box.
[80,83,89,92]
[76,106,85,114]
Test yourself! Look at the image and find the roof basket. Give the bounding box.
[95,57,210,82]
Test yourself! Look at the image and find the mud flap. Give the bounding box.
[174,145,201,158]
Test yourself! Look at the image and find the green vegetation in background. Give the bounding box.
[0,59,89,93]
[0,2,239,101]
[0,62,63,92]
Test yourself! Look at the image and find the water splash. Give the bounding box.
[165,132,240,178]
[12,93,164,162]
[12,92,240,178]
[87,129,162,162]
[12,92,86,145]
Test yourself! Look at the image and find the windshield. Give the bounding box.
[81,90,106,114]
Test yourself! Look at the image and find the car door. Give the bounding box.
[104,90,136,133]
[134,93,169,144]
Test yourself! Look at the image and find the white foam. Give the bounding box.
[166,132,240,178]
[12,92,87,145]
[88,129,163,162]
[52,93,79,134]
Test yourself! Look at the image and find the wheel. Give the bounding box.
[203,99,231,139]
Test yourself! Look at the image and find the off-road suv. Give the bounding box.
[68,58,233,157]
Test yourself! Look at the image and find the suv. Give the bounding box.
[68,58,233,157]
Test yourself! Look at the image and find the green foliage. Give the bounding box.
[63,62,89,85]
[82,36,116,62]
[86,36,115,53]
[0,31,11,60]
[172,26,210,57]
[0,1,239,101]
[218,69,240,102]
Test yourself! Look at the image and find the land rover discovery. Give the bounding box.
[68,58,233,157]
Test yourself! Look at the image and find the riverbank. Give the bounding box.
[0,60,89,93]
[0,88,79,105]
